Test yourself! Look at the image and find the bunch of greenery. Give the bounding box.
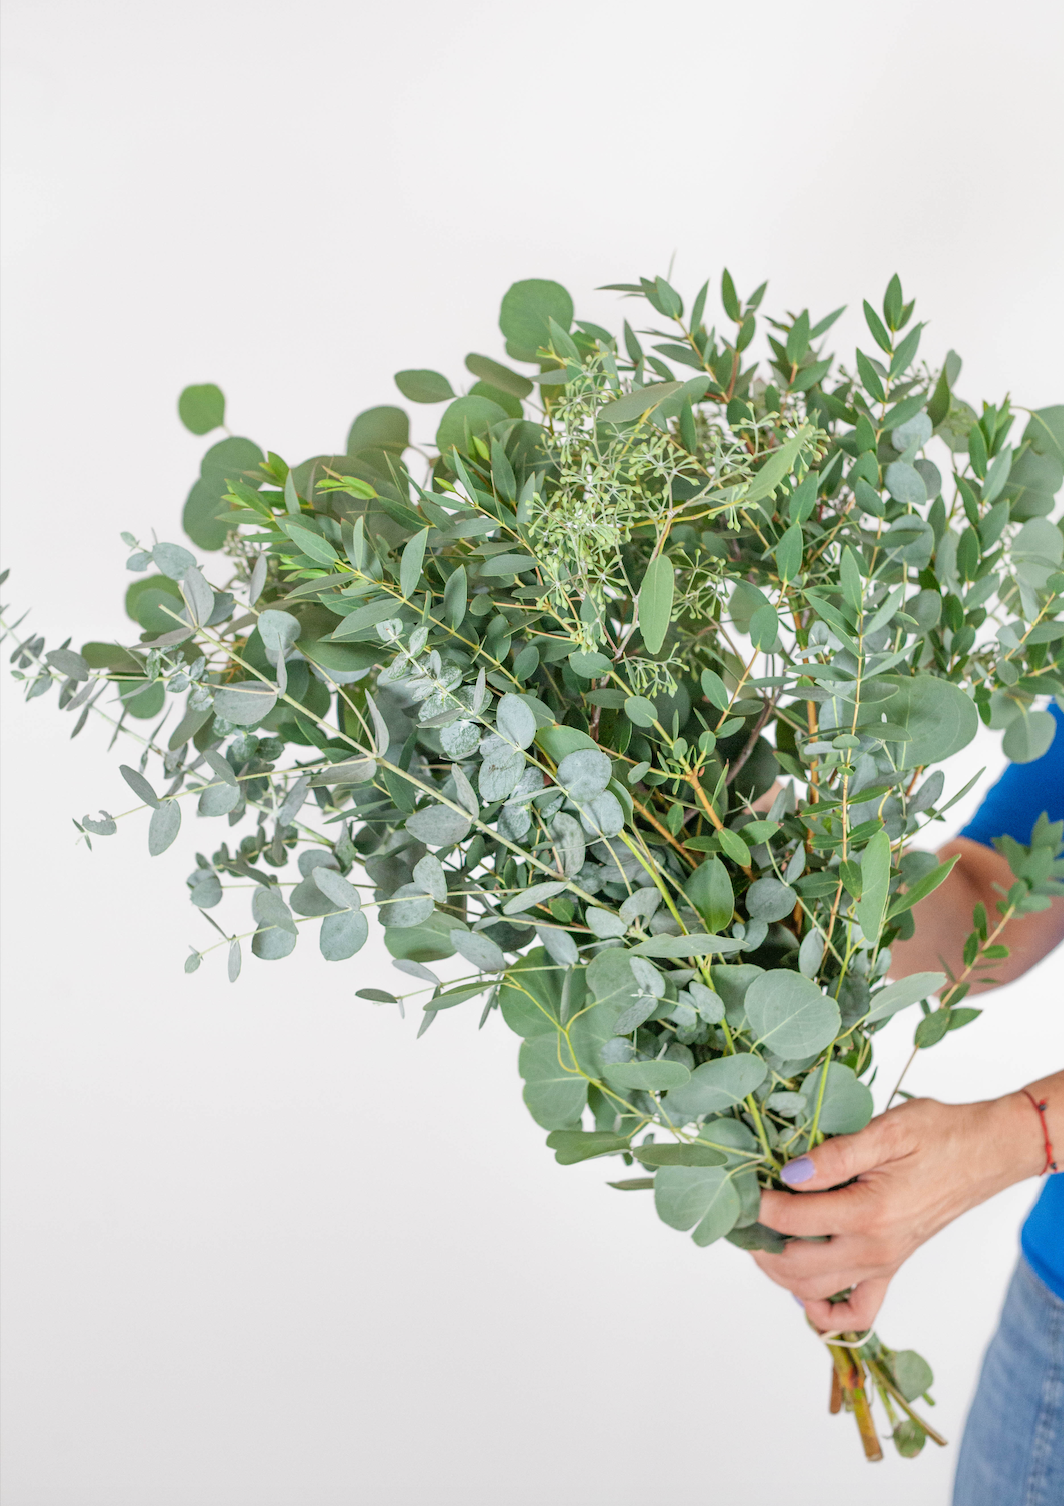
[6,270,1064,1463]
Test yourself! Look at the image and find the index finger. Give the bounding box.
[759,1180,878,1237]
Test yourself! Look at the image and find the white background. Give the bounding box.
[2,2,1062,1502]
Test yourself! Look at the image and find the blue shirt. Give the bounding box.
[959,701,1064,1298]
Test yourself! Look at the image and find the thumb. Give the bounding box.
[775,1109,908,1191]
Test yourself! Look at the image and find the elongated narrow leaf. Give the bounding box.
[865,971,946,1023]
[598,382,684,424]
[503,881,568,915]
[639,555,674,655]
[546,1130,632,1165]
[887,854,960,919]
[400,527,429,599]
[120,764,160,808]
[855,828,892,941]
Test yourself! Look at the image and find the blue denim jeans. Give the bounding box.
[953,1257,1064,1505]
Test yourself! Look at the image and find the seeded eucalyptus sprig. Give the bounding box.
[6,270,1064,1462]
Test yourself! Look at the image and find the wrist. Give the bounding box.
[990,1090,1051,1185]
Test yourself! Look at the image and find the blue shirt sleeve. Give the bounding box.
[959,702,1064,848]
[960,701,1064,1298]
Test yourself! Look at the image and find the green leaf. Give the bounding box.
[212,682,278,726]
[597,382,685,425]
[382,884,435,929]
[557,747,611,800]
[743,431,809,509]
[1022,404,1064,466]
[746,876,796,922]
[400,527,429,598]
[639,555,674,655]
[498,947,566,1037]
[914,1008,952,1049]
[1003,708,1057,764]
[875,674,979,768]
[120,763,160,806]
[405,804,472,847]
[496,693,537,750]
[865,971,946,1023]
[633,1143,726,1167]
[855,828,891,942]
[328,598,406,640]
[884,460,927,506]
[654,1165,740,1246]
[887,855,960,920]
[148,799,181,856]
[436,395,508,457]
[443,565,467,629]
[862,300,892,354]
[721,269,741,322]
[855,350,886,403]
[465,353,533,399]
[603,1060,691,1092]
[812,1062,874,1134]
[394,370,454,404]
[662,1053,767,1122]
[546,1130,631,1165]
[312,867,362,910]
[568,650,613,677]
[178,383,225,435]
[503,880,569,915]
[891,1350,934,1404]
[499,279,574,361]
[280,521,339,568]
[749,604,778,650]
[479,552,537,576]
[631,933,743,959]
[717,827,750,866]
[450,929,506,973]
[774,522,803,583]
[347,406,409,455]
[320,909,369,961]
[518,1031,587,1129]
[126,574,182,629]
[684,857,734,932]
[889,322,922,377]
[181,483,230,552]
[745,971,840,1056]
[384,911,461,964]
[624,696,658,727]
[198,777,240,818]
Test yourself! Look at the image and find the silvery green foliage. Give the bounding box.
[7,274,1064,1460]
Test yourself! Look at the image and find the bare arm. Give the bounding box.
[890,835,1064,989]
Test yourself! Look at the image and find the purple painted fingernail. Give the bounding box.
[781,1156,816,1186]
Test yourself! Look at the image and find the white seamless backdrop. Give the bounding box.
[2,3,1062,1504]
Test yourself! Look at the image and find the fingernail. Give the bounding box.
[780,1156,816,1186]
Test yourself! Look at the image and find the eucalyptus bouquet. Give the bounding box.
[7,270,1064,1462]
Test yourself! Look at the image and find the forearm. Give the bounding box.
[890,836,1064,990]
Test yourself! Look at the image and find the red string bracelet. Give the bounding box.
[1021,1089,1059,1175]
